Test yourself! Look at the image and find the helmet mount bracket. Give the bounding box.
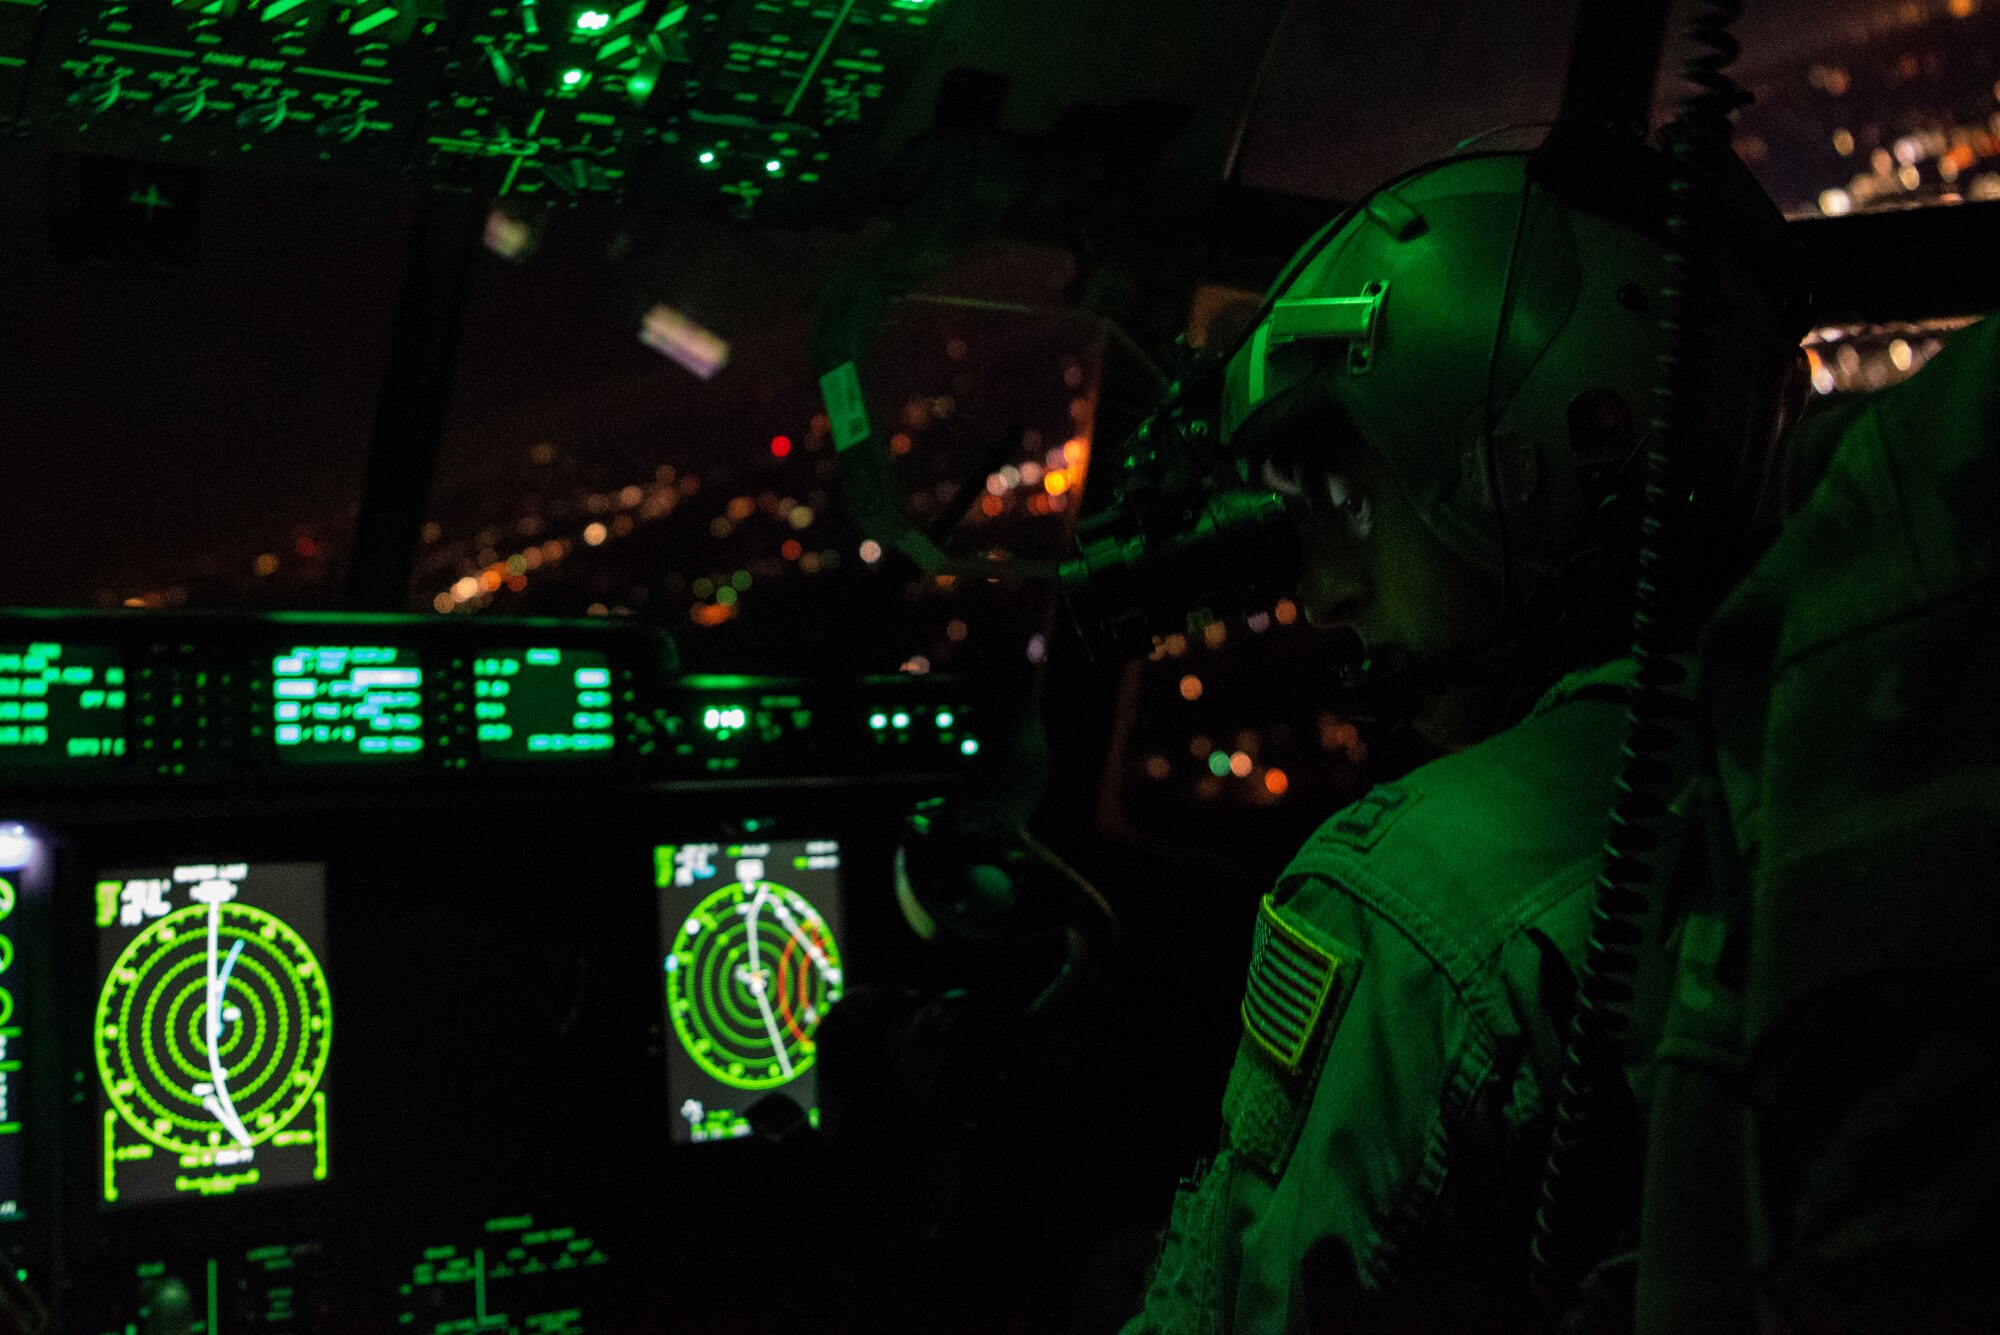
[1245,279,1388,405]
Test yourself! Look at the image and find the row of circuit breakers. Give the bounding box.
[0,0,949,218]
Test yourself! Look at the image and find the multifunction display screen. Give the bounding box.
[473,648,616,759]
[271,645,425,762]
[0,642,126,764]
[94,862,331,1206]
[656,840,845,1144]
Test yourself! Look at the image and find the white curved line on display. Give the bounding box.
[742,883,794,1078]
[202,904,254,1147]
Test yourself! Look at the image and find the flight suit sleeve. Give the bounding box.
[1127,869,1574,1335]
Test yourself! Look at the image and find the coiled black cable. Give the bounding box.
[1529,0,1748,1307]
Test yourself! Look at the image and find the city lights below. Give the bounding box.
[1264,768,1289,796]
[583,522,608,546]
[1179,674,1202,701]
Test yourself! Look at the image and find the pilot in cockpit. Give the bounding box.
[1115,131,1811,1333]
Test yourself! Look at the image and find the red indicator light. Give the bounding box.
[770,435,793,458]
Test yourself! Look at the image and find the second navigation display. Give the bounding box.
[656,840,845,1144]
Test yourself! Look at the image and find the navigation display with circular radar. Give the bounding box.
[93,862,331,1205]
[656,840,845,1144]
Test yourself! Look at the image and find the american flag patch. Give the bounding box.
[1241,894,1347,1072]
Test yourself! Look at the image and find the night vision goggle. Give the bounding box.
[1057,279,1391,660]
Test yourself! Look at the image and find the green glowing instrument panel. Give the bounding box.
[392,1213,611,1331]
[471,647,616,758]
[0,611,1003,791]
[14,0,954,220]
[657,838,845,1143]
[93,861,331,1207]
[0,643,127,764]
[272,644,426,762]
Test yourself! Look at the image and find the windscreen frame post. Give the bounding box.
[343,189,486,613]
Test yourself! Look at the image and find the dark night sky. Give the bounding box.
[0,0,1946,607]
[0,158,408,603]
[1235,0,1906,200]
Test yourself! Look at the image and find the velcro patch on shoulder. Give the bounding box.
[1242,894,1355,1073]
[1317,783,1420,852]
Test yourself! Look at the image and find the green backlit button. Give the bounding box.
[936,711,953,728]
[891,712,910,729]
[960,737,980,756]
[868,713,887,729]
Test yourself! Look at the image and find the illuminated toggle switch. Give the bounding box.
[542,156,611,194]
[154,87,209,123]
[316,107,372,141]
[236,96,292,132]
[345,0,404,37]
[66,78,124,115]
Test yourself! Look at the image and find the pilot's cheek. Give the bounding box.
[1296,522,1369,630]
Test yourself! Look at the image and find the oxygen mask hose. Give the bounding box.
[1529,0,1747,1306]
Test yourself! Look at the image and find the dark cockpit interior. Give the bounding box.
[2,0,1997,1329]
